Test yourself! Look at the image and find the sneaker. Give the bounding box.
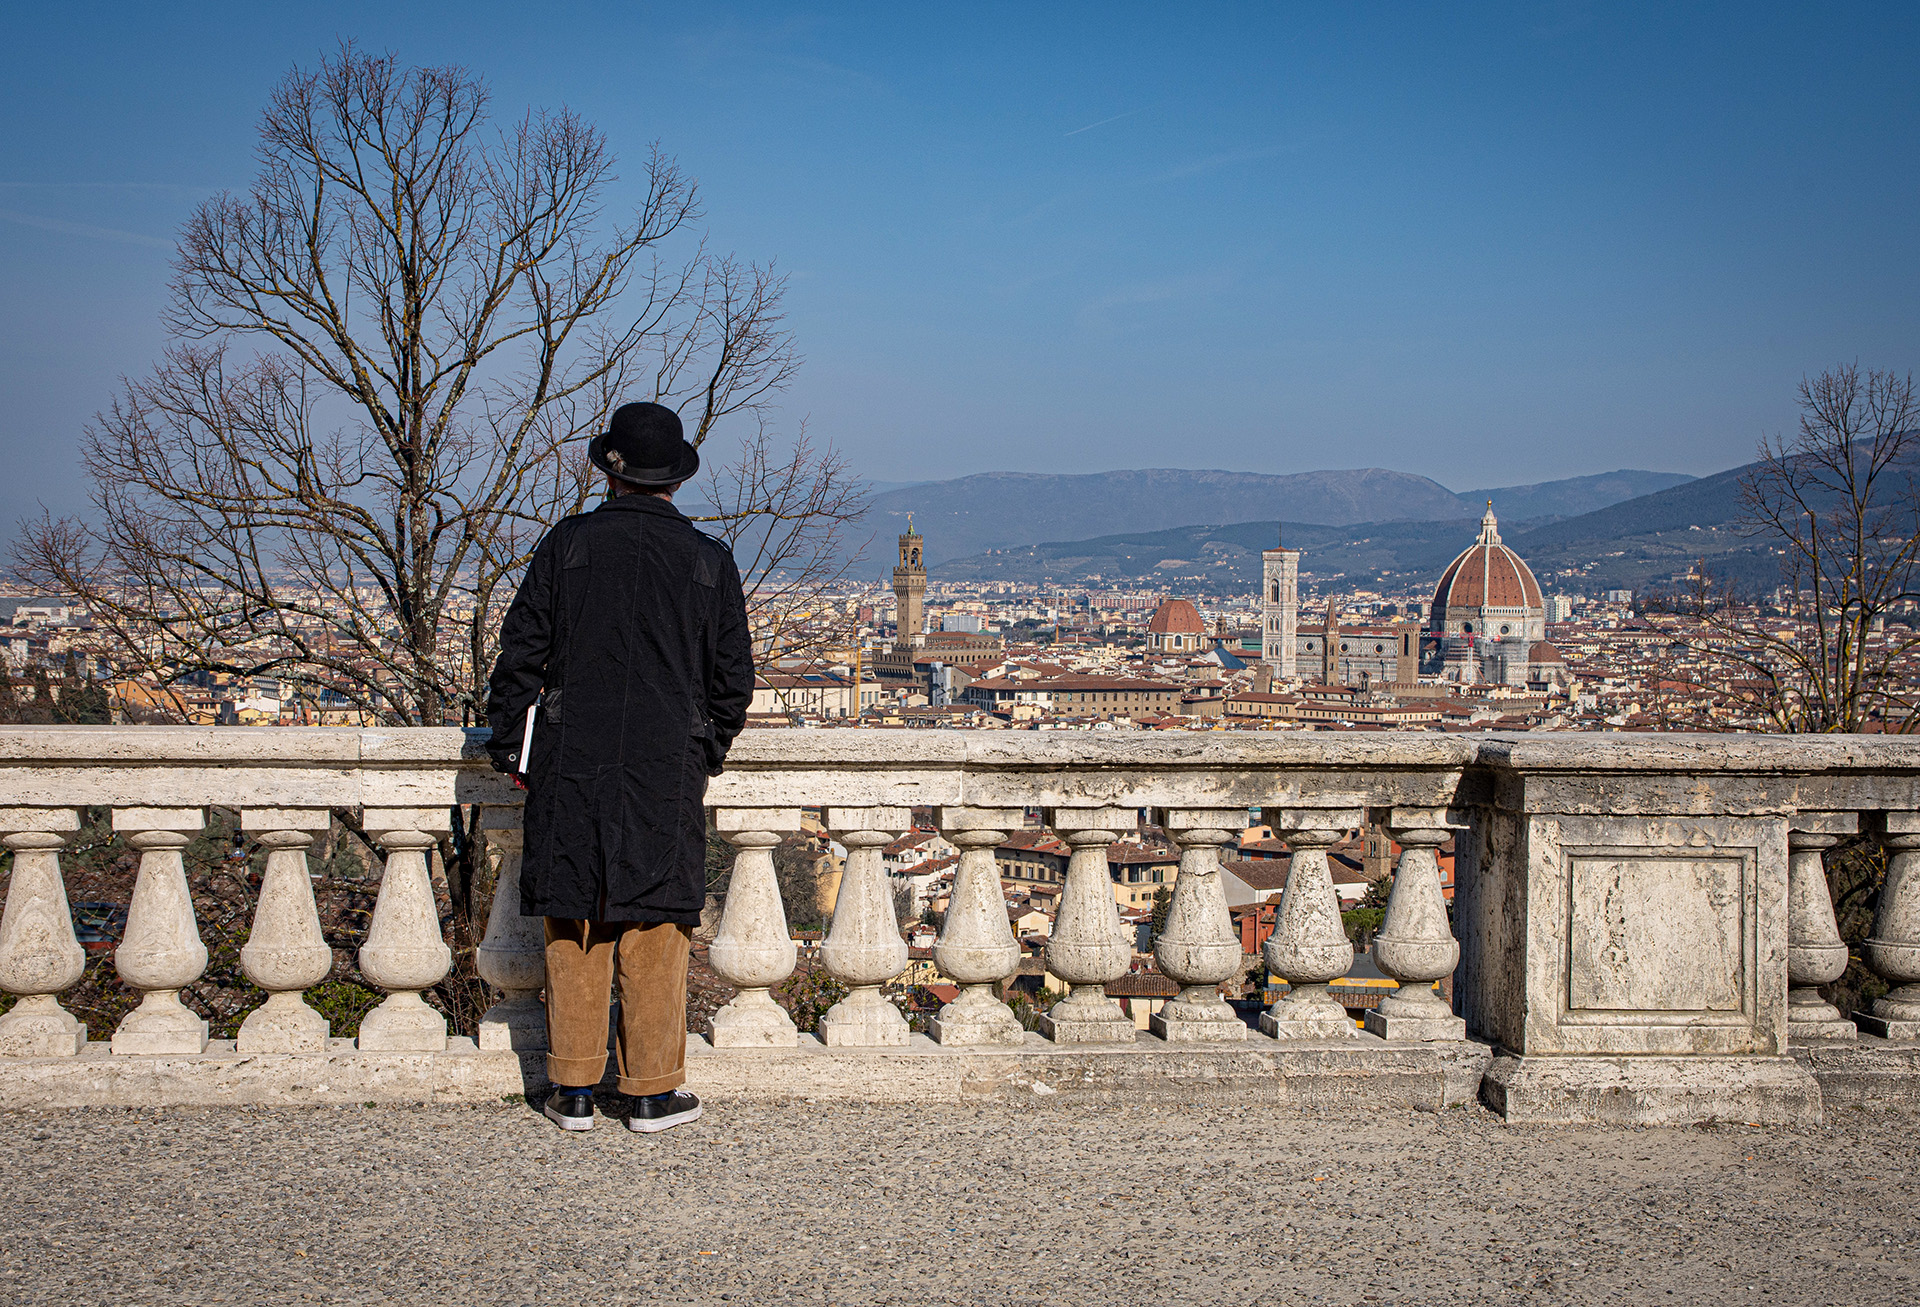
[626,1090,702,1133]
[542,1088,596,1132]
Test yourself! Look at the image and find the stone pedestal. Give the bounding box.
[1786,816,1858,1043]
[929,809,1025,1047]
[0,811,86,1058]
[1858,816,1920,1041]
[111,811,210,1055]
[473,809,547,1053]
[707,811,801,1048]
[1261,811,1361,1041]
[1151,810,1248,1043]
[1458,738,1803,1122]
[357,818,453,1053]
[237,813,334,1053]
[1038,810,1137,1045]
[819,810,912,1048]
[1365,812,1466,1042]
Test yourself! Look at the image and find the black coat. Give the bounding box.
[485,494,754,924]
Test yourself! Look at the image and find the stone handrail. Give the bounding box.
[0,725,1917,1123]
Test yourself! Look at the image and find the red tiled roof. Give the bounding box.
[1107,843,1180,864]
[1147,598,1206,635]
[1105,972,1182,998]
[1432,511,1543,612]
[1221,858,1290,891]
[1434,542,1543,610]
[1038,674,1182,692]
[999,830,1070,854]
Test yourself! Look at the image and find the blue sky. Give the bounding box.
[2,2,1917,532]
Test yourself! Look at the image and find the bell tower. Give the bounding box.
[892,515,926,651]
[1261,526,1298,678]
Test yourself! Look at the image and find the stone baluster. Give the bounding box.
[356,811,454,1052]
[707,809,803,1047]
[1151,808,1249,1042]
[929,807,1026,1046]
[1786,813,1859,1043]
[1364,809,1466,1041]
[235,809,334,1053]
[818,807,913,1046]
[475,806,547,1052]
[1037,808,1138,1044]
[110,808,209,1054]
[1859,812,1920,1041]
[1261,809,1363,1040]
[0,808,86,1057]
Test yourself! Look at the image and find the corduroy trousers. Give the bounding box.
[542,918,691,1096]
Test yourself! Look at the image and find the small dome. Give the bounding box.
[1147,599,1205,636]
[1529,640,1565,664]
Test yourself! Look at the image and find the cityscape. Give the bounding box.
[18,489,1906,737]
[2,6,1919,1307]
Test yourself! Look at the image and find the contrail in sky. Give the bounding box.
[0,208,170,248]
[1065,108,1144,136]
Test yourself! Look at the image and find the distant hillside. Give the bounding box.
[1482,446,1920,595]
[1461,469,1696,521]
[935,517,1516,593]
[932,458,1789,596]
[867,466,1694,567]
[868,469,1463,566]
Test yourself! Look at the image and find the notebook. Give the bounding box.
[519,696,539,770]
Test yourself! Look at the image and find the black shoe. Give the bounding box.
[543,1089,596,1132]
[626,1090,702,1133]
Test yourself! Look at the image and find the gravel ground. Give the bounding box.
[2,1096,1916,1306]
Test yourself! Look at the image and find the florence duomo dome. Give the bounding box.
[1424,506,1553,686]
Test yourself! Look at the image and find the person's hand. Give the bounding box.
[512,773,530,793]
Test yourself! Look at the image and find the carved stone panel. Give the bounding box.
[1522,819,1781,1057]
[1568,854,1746,1013]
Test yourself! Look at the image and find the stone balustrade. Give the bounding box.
[0,726,1918,1123]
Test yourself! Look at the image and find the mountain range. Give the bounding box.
[864,467,1696,568]
[918,459,1803,597]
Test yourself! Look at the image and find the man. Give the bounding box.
[486,401,753,1133]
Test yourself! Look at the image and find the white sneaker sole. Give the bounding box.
[543,1099,595,1131]
[626,1103,703,1133]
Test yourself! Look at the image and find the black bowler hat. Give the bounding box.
[588,402,700,486]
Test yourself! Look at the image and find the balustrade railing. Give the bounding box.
[1,726,1918,1122]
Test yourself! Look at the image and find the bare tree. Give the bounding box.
[699,417,868,692]
[9,47,870,955]
[13,46,866,732]
[1658,365,1920,733]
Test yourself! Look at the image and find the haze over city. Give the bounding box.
[4,1,1919,540]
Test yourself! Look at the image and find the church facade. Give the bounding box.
[1256,508,1563,691]
[1259,528,1414,688]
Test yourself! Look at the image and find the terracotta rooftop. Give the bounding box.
[1432,509,1544,612]
[1147,598,1206,636]
[1221,858,1291,891]
[1104,972,1182,999]
[1107,843,1180,864]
